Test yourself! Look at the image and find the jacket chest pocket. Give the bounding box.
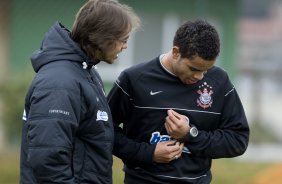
[80,108,113,142]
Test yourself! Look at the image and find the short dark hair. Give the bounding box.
[71,0,140,58]
[173,20,220,61]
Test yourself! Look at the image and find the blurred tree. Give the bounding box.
[0,0,9,82]
[0,74,32,145]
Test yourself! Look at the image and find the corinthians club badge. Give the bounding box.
[197,82,213,109]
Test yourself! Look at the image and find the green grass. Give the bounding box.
[113,156,125,183]
[211,158,270,184]
[112,157,270,184]
[0,151,20,184]
[0,152,271,184]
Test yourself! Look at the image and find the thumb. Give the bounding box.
[168,109,181,120]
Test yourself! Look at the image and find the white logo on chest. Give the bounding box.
[96,110,108,121]
[150,90,163,95]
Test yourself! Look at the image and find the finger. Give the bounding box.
[165,115,174,125]
[180,143,185,154]
[164,122,172,135]
[174,154,180,160]
[168,142,184,153]
[167,110,186,129]
[172,151,182,161]
[169,109,189,124]
[174,142,184,151]
[164,122,169,132]
[167,110,180,127]
[176,142,184,152]
[180,143,184,149]
[174,144,183,158]
[165,119,174,132]
[168,109,182,120]
[165,140,177,146]
[166,142,182,152]
[166,114,179,131]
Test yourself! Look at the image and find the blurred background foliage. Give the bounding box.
[0,73,32,145]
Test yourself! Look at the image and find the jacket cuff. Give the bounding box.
[142,144,157,164]
[179,124,197,143]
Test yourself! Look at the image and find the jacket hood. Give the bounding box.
[31,22,95,72]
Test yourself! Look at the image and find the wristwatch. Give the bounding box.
[189,126,198,138]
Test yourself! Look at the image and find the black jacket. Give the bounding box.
[107,57,249,184]
[20,22,114,184]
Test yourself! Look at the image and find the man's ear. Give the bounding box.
[172,46,181,59]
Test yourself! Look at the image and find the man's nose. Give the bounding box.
[194,72,204,80]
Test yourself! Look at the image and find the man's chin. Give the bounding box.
[185,80,198,85]
[103,59,116,64]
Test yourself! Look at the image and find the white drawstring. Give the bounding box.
[83,61,97,70]
[82,62,88,69]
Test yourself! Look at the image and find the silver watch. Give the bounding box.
[189,126,198,138]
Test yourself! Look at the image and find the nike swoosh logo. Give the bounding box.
[150,91,163,95]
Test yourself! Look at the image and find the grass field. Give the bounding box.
[0,151,273,184]
[112,157,271,184]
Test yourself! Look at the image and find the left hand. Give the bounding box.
[164,109,190,140]
[153,141,184,163]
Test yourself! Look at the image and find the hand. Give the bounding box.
[153,140,184,163]
[165,109,190,140]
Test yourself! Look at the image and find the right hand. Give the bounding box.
[153,140,184,163]
[165,109,190,140]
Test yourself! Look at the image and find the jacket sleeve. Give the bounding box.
[107,72,156,165]
[187,77,250,159]
[26,87,80,183]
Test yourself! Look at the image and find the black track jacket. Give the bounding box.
[20,22,114,184]
[107,56,249,184]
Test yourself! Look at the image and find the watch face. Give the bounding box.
[190,127,198,137]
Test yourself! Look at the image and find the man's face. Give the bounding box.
[171,49,215,85]
[99,34,130,64]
